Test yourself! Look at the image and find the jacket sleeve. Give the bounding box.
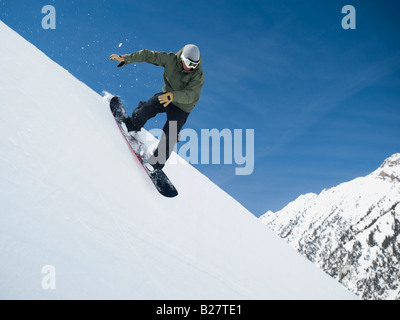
[122,49,170,67]
[172,71,205,106]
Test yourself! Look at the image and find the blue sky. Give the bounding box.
[1,0,400,216]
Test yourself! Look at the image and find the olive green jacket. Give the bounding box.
[122,48,204,113]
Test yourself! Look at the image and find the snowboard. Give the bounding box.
[109,96,178,198]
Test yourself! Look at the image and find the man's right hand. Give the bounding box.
[109,54,124,62]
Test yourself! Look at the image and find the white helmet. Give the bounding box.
[181,44,200,69]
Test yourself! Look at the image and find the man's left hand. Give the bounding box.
[158,92,174,107]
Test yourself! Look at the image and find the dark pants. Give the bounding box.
[130,93,189,169]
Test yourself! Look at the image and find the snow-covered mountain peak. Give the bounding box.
[374,153,400,182]
[381,153,400,168]
[261,153,400,300]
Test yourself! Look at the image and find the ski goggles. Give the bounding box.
[181,53,199,69]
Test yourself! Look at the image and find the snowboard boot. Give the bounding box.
[144,161,164,173]
[146,154,165,171]
[152,162,164,170]
[120,116,138,133]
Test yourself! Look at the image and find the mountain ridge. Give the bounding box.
[261,153,400,299]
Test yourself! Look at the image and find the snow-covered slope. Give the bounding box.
[0,20,355,299]
[261,154,400,300]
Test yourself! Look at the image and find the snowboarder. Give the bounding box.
[109,44,205,170]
